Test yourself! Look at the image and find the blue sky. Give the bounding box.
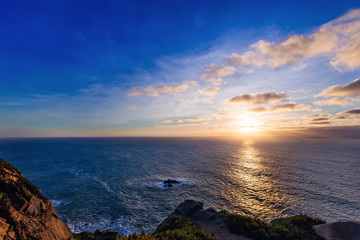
[1,0,360,137]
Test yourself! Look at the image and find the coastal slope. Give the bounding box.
[0,158,72,240]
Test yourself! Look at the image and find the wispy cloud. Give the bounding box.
[316,78,360,97]
[303,113,332,119]
[249,103,310,112]
[201,76,224,86]
[313,97,353,106]
[128,83,189,97]
[161,119,184,123]
[126,105,138,110]
[226,9,360,71]
[161,115,212,124]
[198,87,220,96]
[228,92,287,104]
[203,64,236,77]
[337,108,360,116]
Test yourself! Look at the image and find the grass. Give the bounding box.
[225,213,326,240]
[117,216,215,240]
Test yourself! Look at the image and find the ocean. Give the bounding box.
[0,137,359,235]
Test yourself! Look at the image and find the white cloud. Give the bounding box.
[226,9,360,71]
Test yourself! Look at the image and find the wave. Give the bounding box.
[50,199,71,207]
[66,216,136,235]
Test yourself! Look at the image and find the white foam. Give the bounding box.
[50,199,71,207]
[66,216,137,235]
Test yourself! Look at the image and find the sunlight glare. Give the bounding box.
[238,119,261,134]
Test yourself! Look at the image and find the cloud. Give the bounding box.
[249,103,310,112]
[337,108,360,115]
[184,116,213,122]
[161,119,184,123]
[201,76,224,86]
[313,97,354,106]
[311,117,329,121]
[331,116,347,120]
[128,83,189,97]
[303,113,332,119]
[309,121,331,125]
[226,9,360,71]
[198,87,220,96]
[228,91,287,104]
[181,122,208,126]
[157,122,208,127]
[161,116,212,124]
[203,64,236,77]
[126,105,138,110]
[288,89,312,94]
[316,79,360,97]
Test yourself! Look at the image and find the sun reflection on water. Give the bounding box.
[223,140,288,221]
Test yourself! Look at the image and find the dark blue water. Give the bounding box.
[0,137,359,234]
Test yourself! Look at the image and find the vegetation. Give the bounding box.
[226,213,326,240]
[0,157,21,175]
[117,216,215,240]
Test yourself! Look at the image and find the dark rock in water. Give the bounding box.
[164,178,181,184]
[0,158,72,240]
[314,221,360,240]
[165,183,173,187]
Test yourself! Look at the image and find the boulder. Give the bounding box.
[174,199,204,217]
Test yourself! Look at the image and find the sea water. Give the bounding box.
[0,137,359,234]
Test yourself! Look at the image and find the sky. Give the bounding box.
[1,0,360,137]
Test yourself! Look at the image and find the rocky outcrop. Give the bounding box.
[158,199,249,240]
[313,221,360,240]
[163,178,181,188]
[0,158,73,240]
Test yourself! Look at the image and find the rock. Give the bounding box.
[0,157,73,240]
[93,229,118,239]
[74,231,95,239]
[174,199,204,217]
[158,200,248,240]
[314,221,360,240]
[164,178,181,184]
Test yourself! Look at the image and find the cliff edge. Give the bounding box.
[0,158,72,240]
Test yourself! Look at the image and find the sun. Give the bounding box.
[237,119,261,134]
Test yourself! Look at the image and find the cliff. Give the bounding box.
[0,158,72,240]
